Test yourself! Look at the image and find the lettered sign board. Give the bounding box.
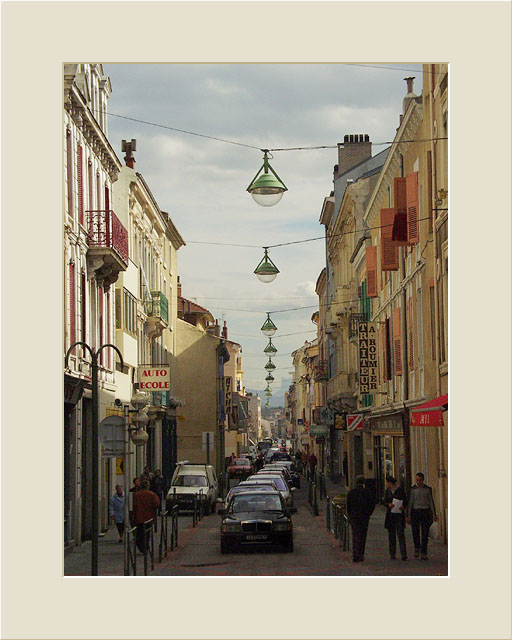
[358,321,378,393]
[137,365,171,391]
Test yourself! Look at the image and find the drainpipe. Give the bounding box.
[428,70,447,542]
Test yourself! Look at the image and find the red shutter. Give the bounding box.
[69,263,76,353]
[365,246,378,297]
[81,272,87,344]
[406,171,419,244]
[381,208,399,271]
[408,297,415,369]
[393,307,402,375]
[77,146,84,225]
[99,286,104,364]
[391,177,408,245]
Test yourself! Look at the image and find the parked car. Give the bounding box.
[228,457,253,480]
[222,482,279,508]
[265,462,300,488]
[166,463,218,514]
[270,451,292,463]
[219,490,296,553]
[246,474,294,507]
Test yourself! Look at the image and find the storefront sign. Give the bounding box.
[137,365,170,390]
[358,322,378,393]
[335,415,346,430]
[310,424,329,437]
[316,437,325,444]
[347,414,364,431]
[224,377,233,428]
[370,414,404,435]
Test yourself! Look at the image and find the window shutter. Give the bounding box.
[406,171,419,244]
[393,307,402,375]
[115,288,122,330]
[385,317,392,380]
[408,297,415,369]
[69,263,76,353]
[381,208,399,270]
[77,145,84,226]
[391,177,408,245]
[365,246,378,297]
[81,272,87,343]
[106,291,111,369]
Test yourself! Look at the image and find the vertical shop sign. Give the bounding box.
[358,321,378,393]
[224,376,232,428]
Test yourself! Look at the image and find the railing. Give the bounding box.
[146,290,169,324]
[192,490,207,527]
[158,510,168,562]
[169,504,179,551]
[86,209,129,264]
[126,525,138,575]
[142,519,155,575]
[349,313,368,339]
[328,500,351,552]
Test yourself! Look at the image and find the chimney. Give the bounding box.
[214,319,221,337]
[222,320,228,340]
[121,138,137,169]
[177,275,182,298]
[402,77,419,115]
[336,134,372,178]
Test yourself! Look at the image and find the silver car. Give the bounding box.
[246,473,295,507]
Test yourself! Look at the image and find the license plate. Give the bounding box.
[246,534,268,540]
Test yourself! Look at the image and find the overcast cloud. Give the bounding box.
[104,63,422,404]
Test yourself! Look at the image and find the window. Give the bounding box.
[77,145,84,225]
[66,129,73,219]
[122,289,137,337]
[69,263,76,353]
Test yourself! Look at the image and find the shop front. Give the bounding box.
[369,413,406,501]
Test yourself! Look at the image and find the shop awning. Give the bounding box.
[410,394,448,427]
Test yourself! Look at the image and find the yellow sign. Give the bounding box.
[116,458,124,475]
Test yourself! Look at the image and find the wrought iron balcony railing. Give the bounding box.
[349,313,369,339]
[86,210,129,265]
[146,291,169,324]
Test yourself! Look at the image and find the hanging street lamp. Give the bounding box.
[264,359,276,372]
[265,373,275,383]
[264,338,277,355]
[247,150,287,207]
[254,248,280,283]
[265,389,272,397]
[265,400,271,407]
[261,313,277,336]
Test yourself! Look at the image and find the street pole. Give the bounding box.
[65,341,123,577]
[123,404,130,575]
[91,355,99,576]
[206,432,210,464]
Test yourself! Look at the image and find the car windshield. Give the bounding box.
[252,477,286,491]
[229,494,282,513]
[173,475,207,487]
[233,459,250,465]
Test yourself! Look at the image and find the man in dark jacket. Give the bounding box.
[150,469,166,508]
[308,452,317,482]
[384,476,408,560]
[346,475,375,562]
[406,472,437,559]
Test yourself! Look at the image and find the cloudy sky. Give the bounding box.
[103,63,422,405]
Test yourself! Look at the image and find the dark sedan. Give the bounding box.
[219,490,296,553]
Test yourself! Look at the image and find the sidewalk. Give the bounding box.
[64,513,196,576]
[305,472,448,576]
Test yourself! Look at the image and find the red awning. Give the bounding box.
[410,394,448,427]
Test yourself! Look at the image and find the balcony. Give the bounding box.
[349,313,369,340]
[86,210,129,288]
[313,360,328,381]
[145,290,169,339]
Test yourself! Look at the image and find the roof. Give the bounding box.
[178,297,210,314]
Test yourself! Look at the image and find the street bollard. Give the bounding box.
[313,483,319,516]
[192,495,197,527]
[326,495,330,531]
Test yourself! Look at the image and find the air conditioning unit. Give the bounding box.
[325,328,334,334]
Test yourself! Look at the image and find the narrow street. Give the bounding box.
[150,478,447,577]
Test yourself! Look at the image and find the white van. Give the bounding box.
[166,462,218,514]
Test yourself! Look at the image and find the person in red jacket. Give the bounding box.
[133,481,160,552]
[308,452,318,482]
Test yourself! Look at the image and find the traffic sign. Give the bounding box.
[346,414,364,431]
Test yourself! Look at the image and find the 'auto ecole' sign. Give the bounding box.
[137,365,170,390]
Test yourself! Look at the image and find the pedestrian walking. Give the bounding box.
[109,485,125,543]
[132,480,160,553]
[300,450,308,475]
[346,475,375,562]
[228,452,236,467]
[308,451,317,482]
[406,472,437,560]
[140,465,153,484]
[129,477,142,493]
[150,469,166,511]
[342,452,348,483]
[384,476,408,560]
[254,453,264,472]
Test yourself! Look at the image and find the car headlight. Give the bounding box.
[273,522,291,531]
[221,522,241,533]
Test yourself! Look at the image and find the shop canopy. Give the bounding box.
[410,394,448,427]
